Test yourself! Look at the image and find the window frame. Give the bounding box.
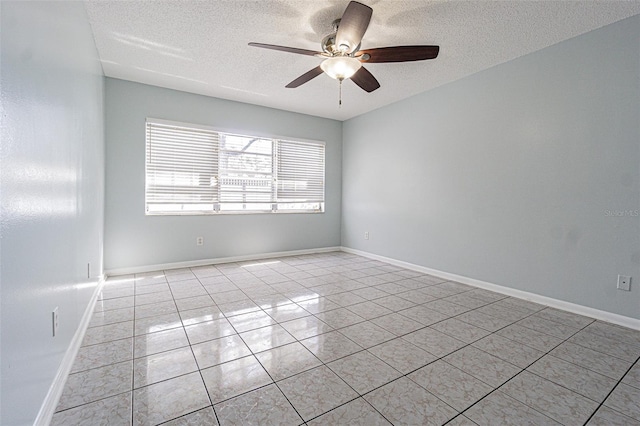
[145,118,325,216]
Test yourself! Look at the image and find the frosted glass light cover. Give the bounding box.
[320,56,362,81]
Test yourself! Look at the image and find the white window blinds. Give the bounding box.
[145,119,325,215]
[146,121,219,213]
[277,140,325,210]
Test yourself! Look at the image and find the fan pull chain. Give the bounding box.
[339,79,342,107]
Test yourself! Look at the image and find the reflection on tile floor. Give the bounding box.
[53,252,640,425]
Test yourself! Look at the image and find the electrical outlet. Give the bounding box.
[52,307,59,337]
[196,237,204,246]
[617,275,631,291]
[364,231,369,240]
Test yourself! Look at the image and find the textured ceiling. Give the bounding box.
[85,1,640,121]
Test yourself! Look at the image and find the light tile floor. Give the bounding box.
[53,252,640,425]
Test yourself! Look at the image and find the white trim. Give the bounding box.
[341,247,640,331]
[105,246,342,277]
[34,275,107,426]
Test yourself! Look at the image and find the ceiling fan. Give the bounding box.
[248,1,439,96]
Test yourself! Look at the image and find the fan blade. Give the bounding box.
[286,66,324,88]
[335,1,373,54]
[248,42,322,56]
[350,66,380,93]
[358,45,440,63]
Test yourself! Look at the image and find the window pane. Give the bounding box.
[220,134,272,155]
[219,134,273,209]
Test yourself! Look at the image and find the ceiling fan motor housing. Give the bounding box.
[322,19,361,56]
[321,33,338,54]
[322,33,361,56]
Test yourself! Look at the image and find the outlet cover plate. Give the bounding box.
[52,307,59,337]
[617,275,631,291]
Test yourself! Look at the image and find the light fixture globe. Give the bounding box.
[320,56,362,81]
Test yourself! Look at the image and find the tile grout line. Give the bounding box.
[181,269,222,426]
[218,261,402,424]
[581,355,640,425]
[451,315,605,424]
[205,264,308,424]
[130,274,139,426]
[228,265,315,424]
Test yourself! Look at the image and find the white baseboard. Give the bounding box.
[34,275,107,426]
[341,246,640,331]
[105,246,342,277]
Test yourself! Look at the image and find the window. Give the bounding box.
[145,119,325,215]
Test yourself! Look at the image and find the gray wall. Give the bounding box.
[0,2,105,424]
[104,78,342,271]
[342,15,640,319]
